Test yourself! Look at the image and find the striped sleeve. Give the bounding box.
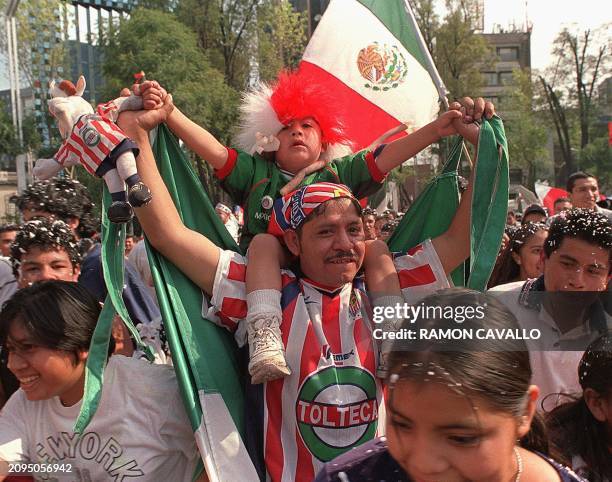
[96,100,120,121]
[393,239,450,303]
[205,249,248,334]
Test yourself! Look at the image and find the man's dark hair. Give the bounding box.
[10,219,82,277]
[567,171,597,193]
[0,281,101,363]
[362,207,376,217]
[544,209,612,261]
[0,224,19,234]
[11,178,99,239]
[553,197,570,206]
[10,180,51,212]
[522,204,547,220]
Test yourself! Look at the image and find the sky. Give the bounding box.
[0,0,610,91]
[480,0,610,72]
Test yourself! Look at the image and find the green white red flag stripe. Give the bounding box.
[534,183,569,214]
[300,0,442,150]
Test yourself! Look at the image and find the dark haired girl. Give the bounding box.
[547,334,612,481]
[315,289,587,482]
[488,223,548,288]
[0,281,202,481]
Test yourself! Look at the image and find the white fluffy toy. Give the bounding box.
[34,75,152,223]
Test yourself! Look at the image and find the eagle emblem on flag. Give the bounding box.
[357,42,408,91]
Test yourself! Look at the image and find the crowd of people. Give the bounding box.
[0,70,609,482]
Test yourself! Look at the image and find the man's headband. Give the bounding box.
[215,203,232,215]
[268,182,359,235]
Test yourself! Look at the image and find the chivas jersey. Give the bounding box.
[206,239,449,482]
[53,100,128,175]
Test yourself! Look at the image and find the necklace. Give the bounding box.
[513,446,524,482]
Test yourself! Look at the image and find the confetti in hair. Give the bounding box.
[578,333,612,390]
[545,208,612,258]
[10,178,99,239]
[509,222,548,253]
[10,218,81,277]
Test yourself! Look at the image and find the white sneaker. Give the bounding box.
[248,314,291,384]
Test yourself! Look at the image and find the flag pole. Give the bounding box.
[402,0,449,109]
[402,1,474,166]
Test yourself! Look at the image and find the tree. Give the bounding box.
[412,0,492,99]
[539,25,610,183]
[553,28,608,149]
[0,100,18,157]
[102,8,239,199]
[435,1,492,98]
[176,0,259,89]
[256,1,307,83]
[503,69,547,190]
[411,0,439,56]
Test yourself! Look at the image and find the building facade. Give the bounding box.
[478,30,532,111]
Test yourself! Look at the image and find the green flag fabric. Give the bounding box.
[388,116,509,290]
[75,125,258,480]
[144,126,258,480]
[74,192,154,434]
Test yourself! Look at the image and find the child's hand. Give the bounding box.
[433,109,463,139]
[443,97,496,145]
[136,80,169,110]
[450,97,495,123]
[118,94,174,134]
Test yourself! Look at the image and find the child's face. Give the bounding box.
[275,117,324,173]
[386,380,531,482]
[5,321,87,407]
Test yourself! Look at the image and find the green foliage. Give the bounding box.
[0,100,41,159]
[0,100,19,157]
[256,1,308,82]
[413,0,492,99]
[503,69,548,190]
[539,25,609,183]
[176,0,259,89]
[435,1,492,98]
[577,131,612,190]
[101,8,239,144]
[412,0,439,56]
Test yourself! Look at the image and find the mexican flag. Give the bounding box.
[534,183,569,215]
[300,0,443,150]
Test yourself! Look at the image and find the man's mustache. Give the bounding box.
[325,251,358,263]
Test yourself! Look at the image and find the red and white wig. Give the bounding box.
[234,69,355,161]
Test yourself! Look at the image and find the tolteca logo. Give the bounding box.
[296,366,378,462]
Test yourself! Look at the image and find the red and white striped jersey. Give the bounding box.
[206,239,449,482]
[53,101,128,175]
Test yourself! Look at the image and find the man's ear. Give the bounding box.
[71,265,81,282]
[66,216,80,234]
[584,388,608,422]
[517,385,539,438]
[283,230,301,257]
